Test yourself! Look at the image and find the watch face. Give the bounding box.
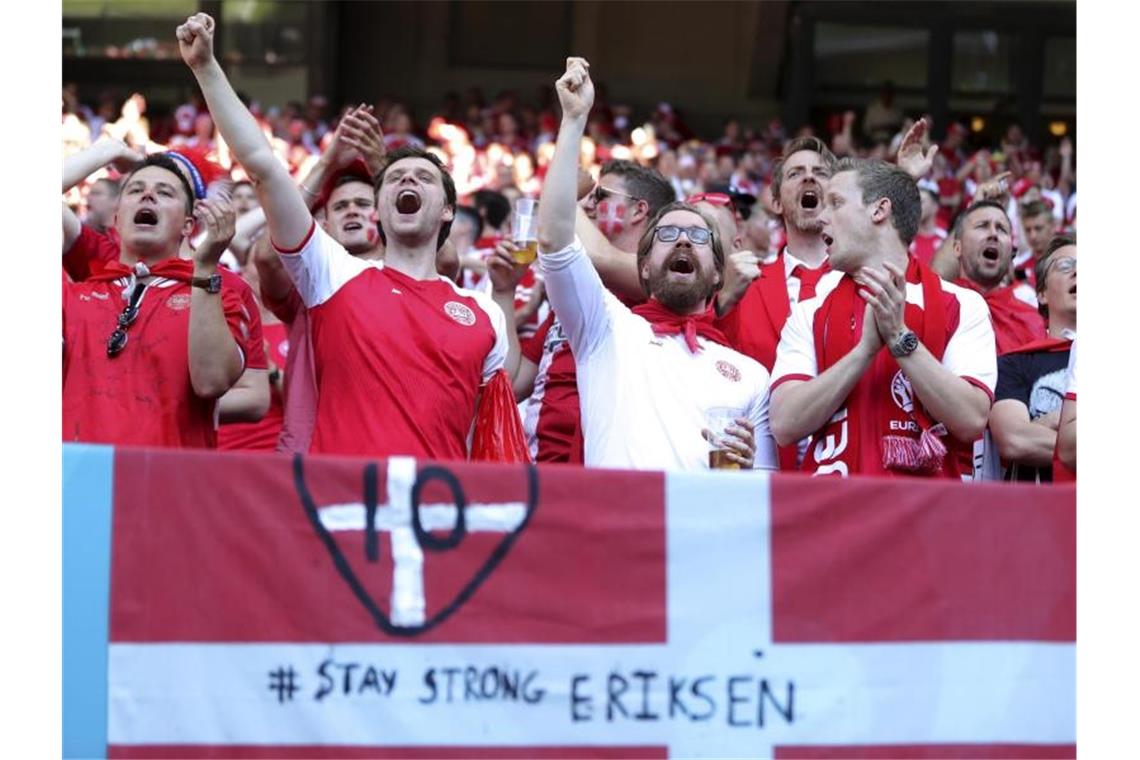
[893,331,918,356]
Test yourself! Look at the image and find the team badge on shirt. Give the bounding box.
[716,360,742,382]
[166,293,191,311]
[444,301,477,327]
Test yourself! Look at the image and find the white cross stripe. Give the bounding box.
[316,457,527,628]
[318,503,528,533]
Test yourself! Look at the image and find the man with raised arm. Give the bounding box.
[769,158,996,478]
[536,57,775,471]
[178,12,510,460]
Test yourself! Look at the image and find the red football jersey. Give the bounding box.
[63,275,252,448]
[216,321,289,452]
[277,223,508,460]
[63,224,267,370]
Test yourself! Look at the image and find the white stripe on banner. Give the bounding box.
[107,469,1075,756]
[107,642,1074,751]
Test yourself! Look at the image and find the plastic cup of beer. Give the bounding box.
[707,408,743,470]
[511,198,539,266]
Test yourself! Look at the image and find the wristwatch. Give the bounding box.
[889,329,919,358]
[190,273,223,294]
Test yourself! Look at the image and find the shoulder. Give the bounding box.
[937,278,988,315]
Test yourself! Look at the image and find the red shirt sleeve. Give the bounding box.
[521,311,554,364]
[219,271,268,371]
[63,225,119,282]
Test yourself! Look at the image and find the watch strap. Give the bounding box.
[190,274,222,293]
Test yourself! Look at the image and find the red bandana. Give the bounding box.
[1001,334,1072,356]
[954,279,1046,355]
[807,257,960,477]
[87,258,196,286]
[632,299,731,354]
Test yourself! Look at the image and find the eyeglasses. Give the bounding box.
[1048,256,1076,275]
[685,192,733,208]
[654,225,712,245]
[591,185,640,205]
[107,282,147,358]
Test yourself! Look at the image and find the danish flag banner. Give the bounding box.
[63,443,1075,759]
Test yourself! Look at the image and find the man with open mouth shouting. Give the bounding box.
[769,159,997,478]
[951,200,1048,355]
[62,153,250,448]
[179,13,511,461]
[536,57,777,471]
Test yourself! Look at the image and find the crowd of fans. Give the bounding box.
[61,13,1077,483]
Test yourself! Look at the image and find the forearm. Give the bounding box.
[188,269,244,398]
[191,61,282,182]
[297,154,336,210]
[217,369,270,423]
[897,345,990,442]
[574,205,643,302]
[990,404,1057,466]
[771,347,875,445]
[492,288,522,382]
[62,140,120,192]
[513,358,538,401]
[62,203,81,255]
[229,207,268,260]
[1057,399,1076,470]
[537,115,587,253]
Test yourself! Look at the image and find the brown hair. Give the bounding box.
[835,157,922,247]
[1035,234,1076,319]
[375,146,457,250]
[770,136,837,200]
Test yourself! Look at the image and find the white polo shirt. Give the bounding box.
[540,237,777,471]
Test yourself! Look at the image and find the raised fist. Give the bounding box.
[555,57,594,122]
[176,13,217,71]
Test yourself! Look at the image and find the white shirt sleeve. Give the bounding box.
[472,291,509,383]
[771,300,819,384]
[942,288,998,394]
[538,236,615,360]
[274,222,370,308]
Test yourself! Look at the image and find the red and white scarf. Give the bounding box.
[806,257,962,477]
[632,299,731,353]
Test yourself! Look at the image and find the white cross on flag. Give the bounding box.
[63,445,1075,758]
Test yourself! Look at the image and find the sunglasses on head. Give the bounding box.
[685,192,733,208]
[654,224,712,245]
[107,282,148,358]
[592,185,640,205]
